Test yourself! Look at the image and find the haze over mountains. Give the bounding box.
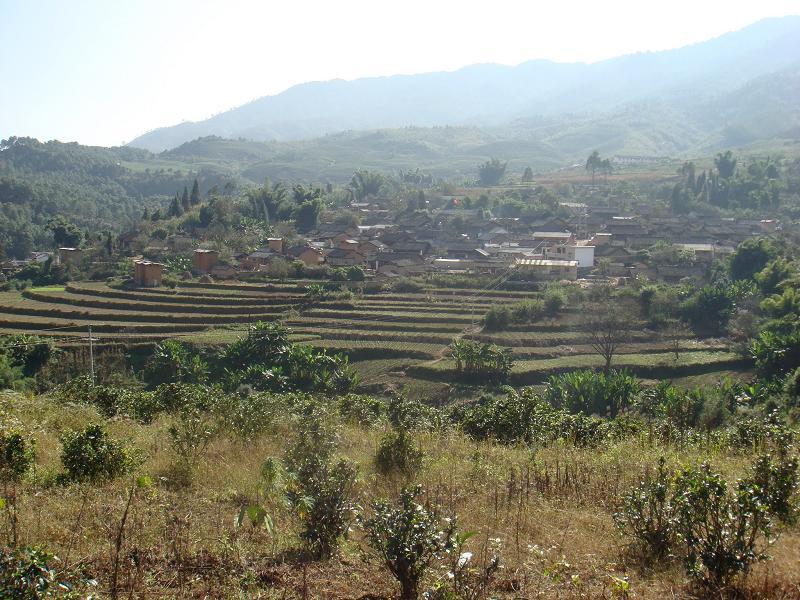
[129,16,800,160]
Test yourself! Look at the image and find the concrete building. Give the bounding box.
[515,258,578,281]
[133,260,164,287]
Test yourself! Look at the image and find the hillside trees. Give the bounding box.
[477,158,507,186]
[190,178,201,206]
[350,170,384,201]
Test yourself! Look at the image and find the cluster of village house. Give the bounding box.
[3,199,781,289]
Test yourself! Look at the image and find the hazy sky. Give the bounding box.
[1,0,798,147]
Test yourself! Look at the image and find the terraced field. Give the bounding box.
[0,280,748,398]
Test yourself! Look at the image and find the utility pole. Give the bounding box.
[88,325,95,384]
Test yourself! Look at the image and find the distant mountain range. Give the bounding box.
[129,16,800,160]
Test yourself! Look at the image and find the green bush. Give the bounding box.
[283,408,357,558]
[456,387,612,448]
[510,299,545,324]
[59,424,134,484]
[449,339,513,383]
[392,278,425,293]
[614,458,675,560]
[375,426,423,477]
[0,546,73,599]
[143,340,208,387]
[482,305,511,331]
[362,485,456,600]
[543,288,566,315]
[672,463,774,589]
[0,429,35,483]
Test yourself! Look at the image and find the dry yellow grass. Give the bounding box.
[2,391,798,599]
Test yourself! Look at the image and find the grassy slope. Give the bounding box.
[4,391,798,598]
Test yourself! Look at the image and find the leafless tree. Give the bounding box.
[584,301,631,373]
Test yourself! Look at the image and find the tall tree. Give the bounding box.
[583,300,631,373]
[189,179,201,206]
[181,186,191,211]
[521,166,534,183]
[168,194,184,218]
[585,150,601,185]
[714,151,737,180]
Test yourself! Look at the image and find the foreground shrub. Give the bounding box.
[747,443,799,525]
[362,485,456,600]
[672,463,774,589]
[59,424,134,484]
[375,425,423,477]
[284,408,357,558]
[167,387,221,478]
[0,428,36,545]
[0,546,73,598]
[614,457,675,560]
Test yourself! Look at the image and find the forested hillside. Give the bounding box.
[0,137,237,257]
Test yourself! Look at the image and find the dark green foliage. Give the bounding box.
[0,354,29,392]
[219,321,290,371]
[294,198,324,233]
[680,282,743,334]
[672,463,774,589]
[143,340,208,387]
[509,299,545,324]
[47,216,84,249]
[375,426,423,477]
[730,238,778,281]
[449,339,513,383]
[747,436,799,525]
[55,376,160,422]
[483,305,511,331]
[543,288,566,316]
[614,458,675,559]
[392,278,425,293]
[456,387,613,448]
[477,158,507,186]
[616,452,798,587]
[215,322,358,394]
[362,485,456,600]
[284,407,357,558]
[755,258,794,296]
[349,170,384,201]
[544,369,640,418]
[338,394,386,426]
[0,429,35,483]
[59,424,134,483]
[189,178,201,206]
[0,546,72,599]
[749,317,800,379]
[216,391,279,440]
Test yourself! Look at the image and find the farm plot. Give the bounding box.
[0,280,749,398]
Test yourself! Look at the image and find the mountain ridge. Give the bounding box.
[128,16,800,153]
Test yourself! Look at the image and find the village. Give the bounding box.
[121,198,778,287]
